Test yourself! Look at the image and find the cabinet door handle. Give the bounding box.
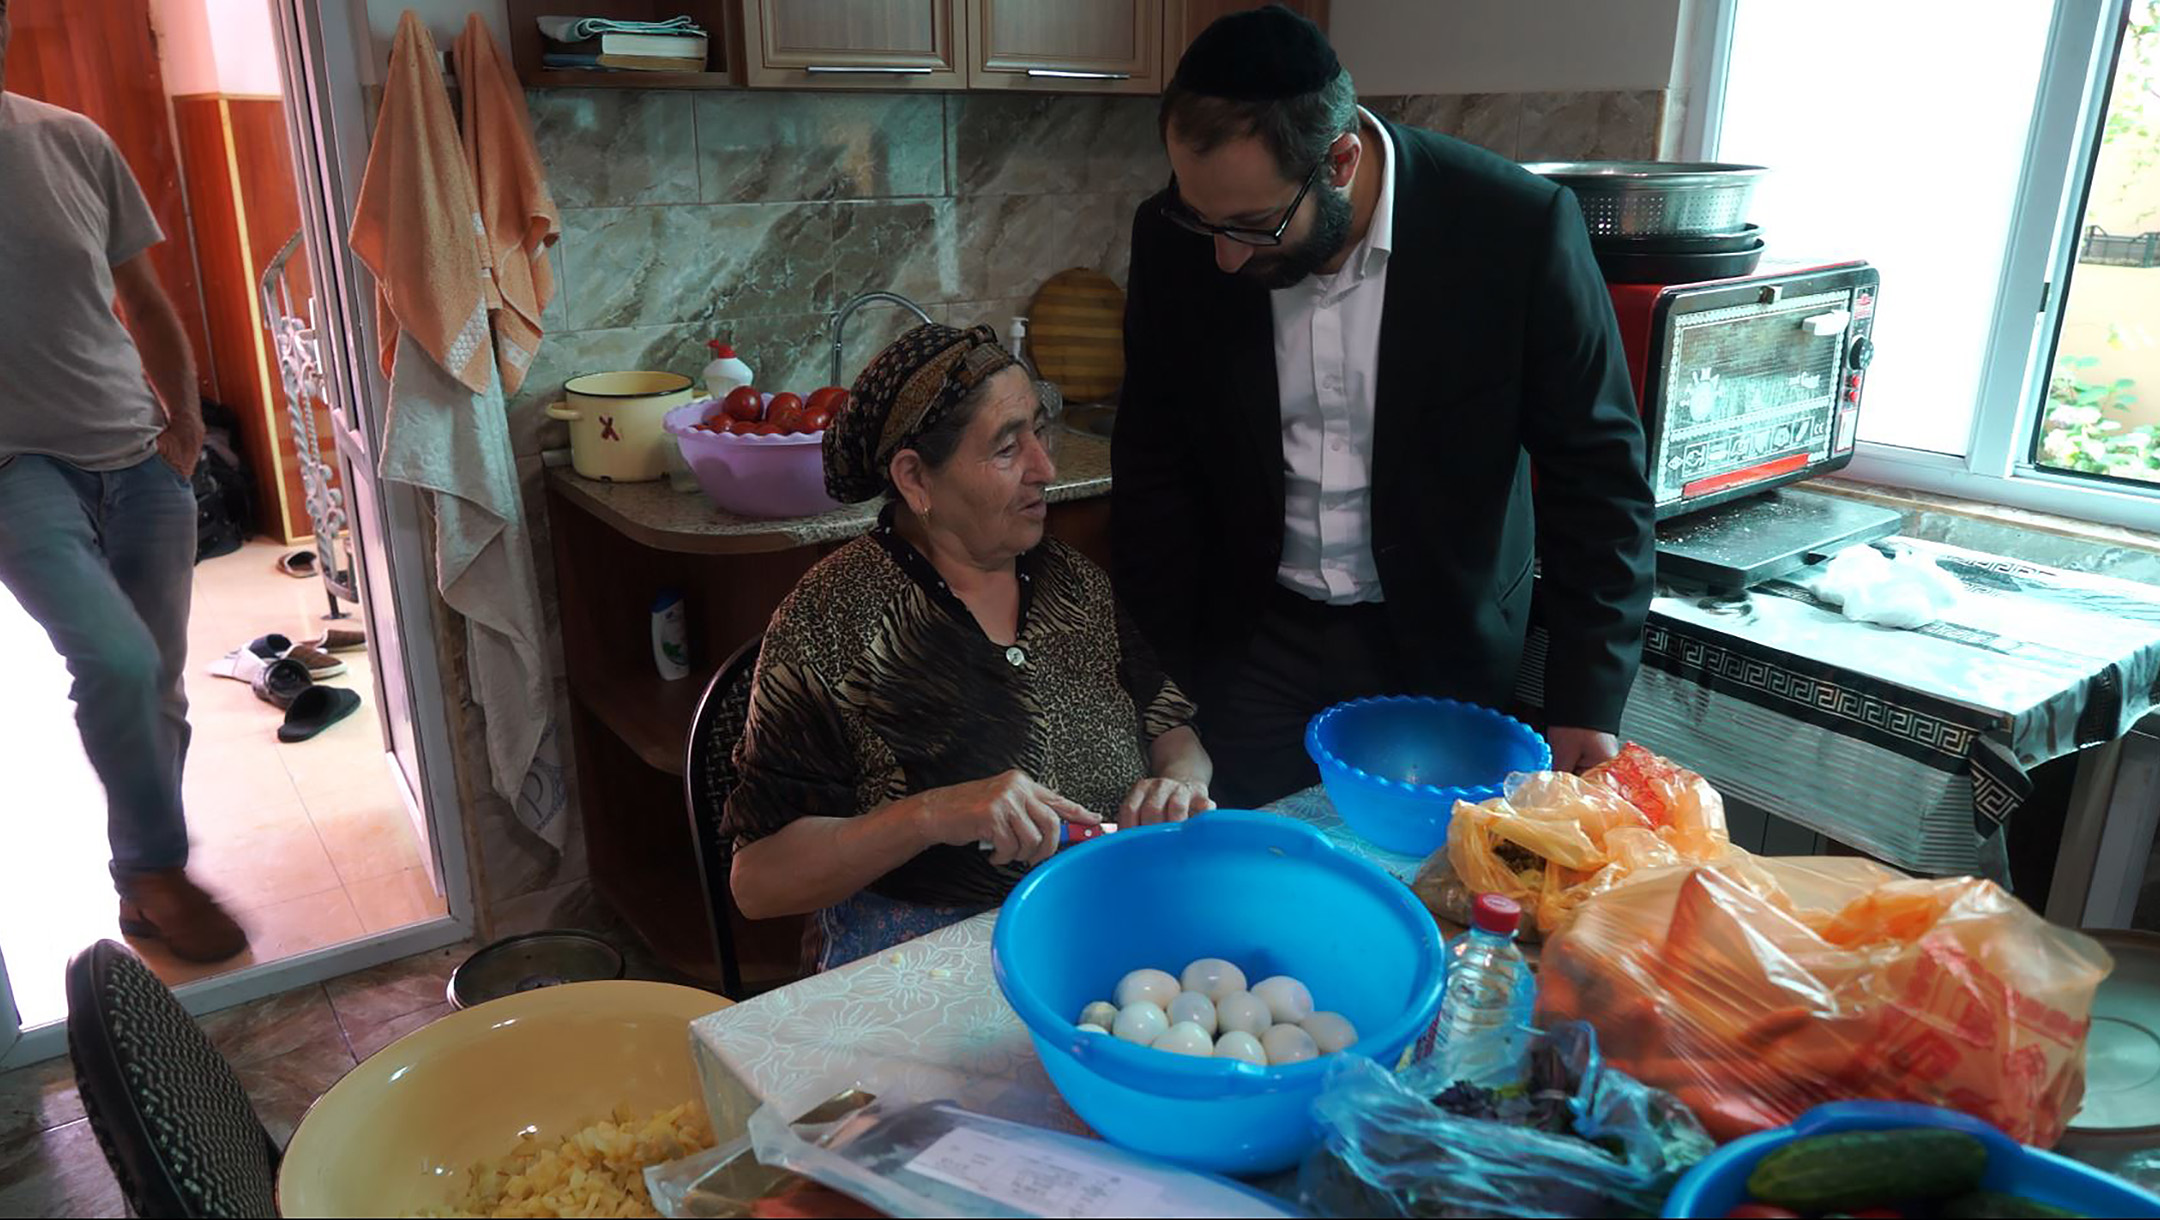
[804,65,934,74]
[1026,68,1133,80]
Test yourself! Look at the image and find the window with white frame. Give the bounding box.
[1690,0,2160,529]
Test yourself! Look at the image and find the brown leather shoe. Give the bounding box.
[114,869,249,962]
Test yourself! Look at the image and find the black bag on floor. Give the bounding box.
[192,401,257,563]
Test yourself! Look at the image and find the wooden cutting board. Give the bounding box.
[1027,268,1125,404]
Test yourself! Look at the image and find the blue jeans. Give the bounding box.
[0,453,196,873]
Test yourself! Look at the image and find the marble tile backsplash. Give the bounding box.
[514,86,1672,458]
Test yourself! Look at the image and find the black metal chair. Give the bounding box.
[683,633,764,998]
[65,939,281,1218]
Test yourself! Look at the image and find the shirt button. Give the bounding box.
[1330,437,1347,453]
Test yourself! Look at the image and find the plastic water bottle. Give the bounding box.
[1445,927,1536,1030]
[1428,893,1531,1087]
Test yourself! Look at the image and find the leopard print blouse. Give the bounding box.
[722,508,1197,907]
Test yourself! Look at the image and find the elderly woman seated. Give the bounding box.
[723,322,1215,969]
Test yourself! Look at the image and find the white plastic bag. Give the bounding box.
[1801,544,1962,629]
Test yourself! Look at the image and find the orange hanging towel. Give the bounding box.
[452,12,560,395]
[348,11,494,395]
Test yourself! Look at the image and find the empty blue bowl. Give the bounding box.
[991,812,1447,1176]
[1305,696,1551,856]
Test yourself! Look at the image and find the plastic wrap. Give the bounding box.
[1535,856,2114,1146]
[1413,744,1778,939]
[744,1067,1297,1219]
[1299,1022,1714,1218]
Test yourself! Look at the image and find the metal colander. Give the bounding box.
[1521,161,1766,237]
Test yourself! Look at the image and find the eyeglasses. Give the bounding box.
[1159,158,1327,248]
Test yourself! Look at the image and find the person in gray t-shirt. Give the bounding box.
[0,1,245,962]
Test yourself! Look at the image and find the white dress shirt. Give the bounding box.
[1272,108,1395,605]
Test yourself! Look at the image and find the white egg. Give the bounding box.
[1214,1030,1268,1066]
[1261,1023,1319,1065]
[1151,1021,1216,1057]
[1166,991,1218,1035]
[1076,1023,1110,1035]
[1214,990,1272,1037]
[1179,957,1249,1001]
[1077,1000,1119,1029]
[1111,1001,1169,1045]
[1252,975,1315,1025]
[1301,1011,1359,1054]
[1114,968,1181,1010]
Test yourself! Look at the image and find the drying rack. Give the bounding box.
[260,231,359,620]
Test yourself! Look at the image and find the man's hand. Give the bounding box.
[155,414,204,480]
[1547,725,1619,773]
[1118,776,1215,826]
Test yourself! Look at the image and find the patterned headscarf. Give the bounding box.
[824,322,1018,504]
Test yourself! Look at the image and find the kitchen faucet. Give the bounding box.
[831,291,933,386]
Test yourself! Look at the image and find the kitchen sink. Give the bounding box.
[1062,402,1116,439]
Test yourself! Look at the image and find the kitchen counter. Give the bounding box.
[546,429,1112,556]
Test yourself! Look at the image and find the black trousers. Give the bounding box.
[1195,583,1406,810]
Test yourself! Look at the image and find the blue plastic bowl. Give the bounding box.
[1305,696,1550,856]
[1663,1100,2160,1218]
[991,812,1447,1176]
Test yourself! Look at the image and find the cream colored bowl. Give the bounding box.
[547,371,696,482]
[278,980,729,1217]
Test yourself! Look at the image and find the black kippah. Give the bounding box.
[1172,4,1341,101]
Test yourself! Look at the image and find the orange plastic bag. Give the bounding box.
[1534,857,2113,1146]
[1413,745,1775,939]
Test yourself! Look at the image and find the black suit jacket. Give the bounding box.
[1110,118,1655,731]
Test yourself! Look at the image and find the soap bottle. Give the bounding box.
[702,341,754,401]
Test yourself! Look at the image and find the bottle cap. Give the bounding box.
[1471,893,1522,935]
[707,341,734,356]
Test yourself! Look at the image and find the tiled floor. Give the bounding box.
[0,940,476,1216]
[0,539,447,1030]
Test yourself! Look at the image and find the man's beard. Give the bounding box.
[1236,183,1354,290]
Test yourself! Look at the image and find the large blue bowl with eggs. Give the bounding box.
[992,812,1447,1175]
[1306,696,1550,857]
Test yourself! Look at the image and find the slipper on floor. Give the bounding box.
[279,685,361,742]
[249,656,313,710]
[246,633,345,679]
[277,550,318,579]
[305,626,368,654]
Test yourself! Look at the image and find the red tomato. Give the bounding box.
[765,393,804,431]
[1724,1207,1802,1219]
[806,385,849,416]
[743,421,782,436]
[723,385,764,422]
[799,404,835,433]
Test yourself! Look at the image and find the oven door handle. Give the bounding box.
[1803,309,1853,337]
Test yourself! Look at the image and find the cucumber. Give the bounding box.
[1938,1189,2086,1218]
[1745,1129,1989,1212]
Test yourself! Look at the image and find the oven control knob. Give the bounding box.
[1848,336,1875,369]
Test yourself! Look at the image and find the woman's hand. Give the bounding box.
[1119,776,1215,826]
[916,769,1097,866]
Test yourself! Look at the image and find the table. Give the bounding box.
[1541,537,2160,888]
[687,790,1424,1145]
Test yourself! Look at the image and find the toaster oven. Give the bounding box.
[1607,260,1880,520]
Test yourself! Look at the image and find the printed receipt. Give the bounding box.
[901,1126,1282,1218]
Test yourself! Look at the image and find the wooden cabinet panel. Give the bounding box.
[1162,0,1330,79]
[968,0,1162,95]
[741,0,964,89]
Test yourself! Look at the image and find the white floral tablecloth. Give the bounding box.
[688,789,1425,1141]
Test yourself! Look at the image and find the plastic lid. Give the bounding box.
[1471,893,1522,935]
[707,340,734,356]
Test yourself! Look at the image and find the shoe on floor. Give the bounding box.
[114,869,248,962]
[280,685,362,742]
[246,632,346,679]
[277,550,318,578]
[305,626,368,654]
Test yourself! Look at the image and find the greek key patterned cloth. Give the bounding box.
[1518,536,2160,878]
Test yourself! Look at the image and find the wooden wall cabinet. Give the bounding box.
[967,0,1162,95]
[735,0,964,90]
[508,0,738,90]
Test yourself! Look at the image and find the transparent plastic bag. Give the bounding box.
[746,1066,1297,1219]
[1535,857,2115,1146]
[1413,744,1778,940]
[645,1135,794,1218]
[1299,1021,1713,1219]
